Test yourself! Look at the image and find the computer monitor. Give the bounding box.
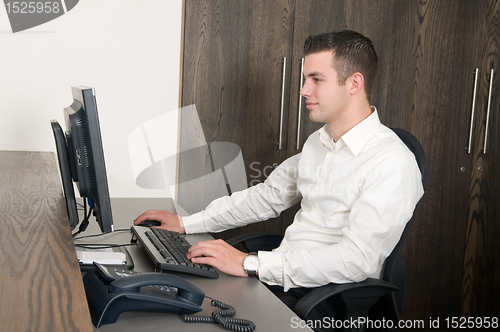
[51,86,114,234]
[51,120,79,230]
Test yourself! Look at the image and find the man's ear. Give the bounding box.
[349,72,365,95]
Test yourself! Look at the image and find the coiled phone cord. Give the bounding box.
[184,297,256,332]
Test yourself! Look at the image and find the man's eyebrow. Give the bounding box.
[305,71,325,78]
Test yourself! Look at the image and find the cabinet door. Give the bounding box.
[385,0,485,322]
[461,0,500,318]
[180,0,295,239]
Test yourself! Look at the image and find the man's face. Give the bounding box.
[300,51,350,126]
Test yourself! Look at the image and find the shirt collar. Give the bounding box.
[318,107,381,156]
[318,126,336,150]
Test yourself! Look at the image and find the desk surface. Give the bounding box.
[78,198,312,331]
[0,151,93,332]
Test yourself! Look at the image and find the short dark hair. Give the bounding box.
[304,30,378,98]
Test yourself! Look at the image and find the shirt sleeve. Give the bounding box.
[182,154,303,234]
[258,151,424,290]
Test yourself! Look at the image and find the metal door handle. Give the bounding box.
[296,58,304,149]
[467,69,479,154]
[278,57,286,150]
[483,68,494,154]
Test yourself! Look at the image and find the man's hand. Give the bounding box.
[187,239,249,277]
[134,210,185,234]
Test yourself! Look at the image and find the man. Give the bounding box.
[135,30,423,304]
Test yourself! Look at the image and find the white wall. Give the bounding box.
[0,0,182,198]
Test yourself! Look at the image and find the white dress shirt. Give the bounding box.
[183,110,424,291]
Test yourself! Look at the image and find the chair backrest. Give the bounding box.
[381,128,426,319]
[391,128,427,184]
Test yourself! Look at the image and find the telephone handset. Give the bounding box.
[84,262,256,331]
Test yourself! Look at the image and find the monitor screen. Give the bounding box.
[51,86,114,234]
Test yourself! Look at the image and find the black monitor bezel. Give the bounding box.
[51,120,79,230]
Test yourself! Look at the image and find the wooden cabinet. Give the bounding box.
[383,0,499,321]
[383,0,480,322]
[458,0,500,319]
[180,0,295,239]
[180,0,499,324]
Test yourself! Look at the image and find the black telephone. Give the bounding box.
[83,262,204,327]
[83,262,256,331]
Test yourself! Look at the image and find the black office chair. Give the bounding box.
[227,128,426,332]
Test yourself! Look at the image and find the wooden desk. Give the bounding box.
[0,151,93,332]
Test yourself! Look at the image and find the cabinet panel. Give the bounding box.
[386,0,485,321]
[180,0,295,239]
[461,0,500,318]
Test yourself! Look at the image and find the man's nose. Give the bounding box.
[300,80,310,97]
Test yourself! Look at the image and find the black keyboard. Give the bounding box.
[131,225,219,279]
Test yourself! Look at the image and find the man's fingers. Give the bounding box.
[185,239,248,277]
[190,255,216,266]
[187,242,219,259]
[133,214,148,224]
[134,210,168,224]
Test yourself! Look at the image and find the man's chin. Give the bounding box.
[308,111,321,123]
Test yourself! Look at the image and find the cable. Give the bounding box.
[184,296,256,332]
[73,228,131,240]
[74,227,140,250]
[72,200,92,238]
[74,243,141,250]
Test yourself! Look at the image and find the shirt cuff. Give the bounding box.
[181,213,208,234]
[257,250,284,287]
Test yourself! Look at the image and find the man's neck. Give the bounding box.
[327,103,373,142]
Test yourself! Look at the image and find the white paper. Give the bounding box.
[76,247,126,265]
